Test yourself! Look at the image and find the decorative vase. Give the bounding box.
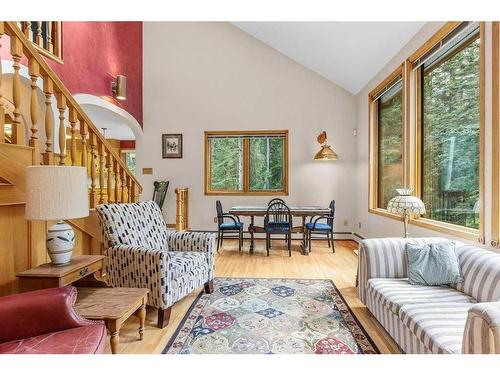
[46,221,75,265]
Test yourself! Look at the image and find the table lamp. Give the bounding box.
[387,188,426,238]
[25,166,89,265]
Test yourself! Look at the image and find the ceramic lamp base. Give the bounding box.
[46,221,75,265]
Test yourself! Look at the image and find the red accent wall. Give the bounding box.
[1,22,143,125]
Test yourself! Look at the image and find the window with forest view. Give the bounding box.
[377,80,403,209]
[205,131,288,194]
[420,30,481,229]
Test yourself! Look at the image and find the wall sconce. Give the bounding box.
[314,131,338,161]
[111,75,127,100]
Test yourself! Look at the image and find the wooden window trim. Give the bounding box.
[368,64,406,218]
[407,22,485,243]
[204,130,289,196]
[492,22,500,248]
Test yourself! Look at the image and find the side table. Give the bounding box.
[17,255,106,292]
[74,287,149,354]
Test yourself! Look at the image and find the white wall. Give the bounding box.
[140,22,357,231]
[354,22,496,250]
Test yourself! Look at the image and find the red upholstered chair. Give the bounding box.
[0,286,106,354]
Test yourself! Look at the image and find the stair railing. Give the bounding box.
[0,21,142,207]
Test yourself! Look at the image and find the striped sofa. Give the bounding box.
[357,237,500,354]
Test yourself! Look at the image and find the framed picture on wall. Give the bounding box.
[162,134,183,158]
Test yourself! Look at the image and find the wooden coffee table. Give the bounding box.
[75,287,149,354]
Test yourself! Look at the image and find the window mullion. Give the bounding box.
[243,138,250,193]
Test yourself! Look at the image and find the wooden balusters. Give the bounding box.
[56,93,66,165]
[98,141,106,204]
[114,160,121,203]
[80,119,88,168]
[89,132,98,208]
[1,21,143,208]
[127,175,132,203]
[11,36,24,145]
[36,22,43,47]
[28,59,40,157]
[47,22,53,53]
[42,77,54,164]
[0,22,4,144]
[121,168,127,203]
[133,182,139,202]
[106,149,113,203]
[22,21,31,38]
[68,107,78,165]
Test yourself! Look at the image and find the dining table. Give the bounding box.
[228,205,331,255]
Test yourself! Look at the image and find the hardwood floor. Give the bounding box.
[102,239,401,354]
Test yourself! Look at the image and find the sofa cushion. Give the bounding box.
[399,302,472,354]
[0,323,106,354]
[168,251,208,279]
[406,241,463,286]
[367,278,476,315]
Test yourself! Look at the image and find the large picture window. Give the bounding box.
[369,66,405,214]
[417,23,481,230]
[205,131,288,195]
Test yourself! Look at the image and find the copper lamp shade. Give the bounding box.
[314,131,338,161]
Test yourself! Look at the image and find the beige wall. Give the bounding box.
[354,22,498,251]
[139,22,357,231]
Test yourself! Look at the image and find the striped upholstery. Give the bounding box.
[357,237,446,304]
[454,245,500,302]
[358,237,500,354]
[463,302,500,354]
[400,302,472,354]
[366,286,432,354]
[367,278,475,315]
[97,201,216,310]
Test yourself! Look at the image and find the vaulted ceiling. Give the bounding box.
[232,22,425,94]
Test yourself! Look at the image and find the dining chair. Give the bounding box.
[305,200,335,253]
[268,198,288,242]
[216,200,243,252]
[152,180,169,210]
[265,201,292,257]
[268,198,286,206]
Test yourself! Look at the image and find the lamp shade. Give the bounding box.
[387,189,426,216]
[314,144,338,161]
[25,166,89,220]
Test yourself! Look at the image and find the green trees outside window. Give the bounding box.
[421,37,480,229]
[209,138,243,191]
[206,132,287,194]
[249,137,285,191]
[377,82,403,209]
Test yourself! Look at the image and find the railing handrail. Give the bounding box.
[3,21,142,193]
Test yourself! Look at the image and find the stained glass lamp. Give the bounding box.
[387,188,426,238]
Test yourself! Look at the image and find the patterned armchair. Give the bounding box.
[96,201,216,328]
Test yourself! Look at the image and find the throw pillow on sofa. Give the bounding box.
[406,241,464,286]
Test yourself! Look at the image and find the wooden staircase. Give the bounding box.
[0,21,143,296]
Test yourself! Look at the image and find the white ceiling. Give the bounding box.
[232,22,425,94]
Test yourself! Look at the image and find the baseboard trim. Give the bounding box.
[187,229,360,243]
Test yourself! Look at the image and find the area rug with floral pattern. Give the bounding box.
[163,278,378,354]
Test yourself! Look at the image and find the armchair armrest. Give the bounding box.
[357,237,446,304]
[105,245,169,309]
[308,215,334,229]
[167,231,216,253]
[220,214,240,225]
[463,302,500,354]
[0,286,96,343]
[223,213,241,222]
[166,230,216,272]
